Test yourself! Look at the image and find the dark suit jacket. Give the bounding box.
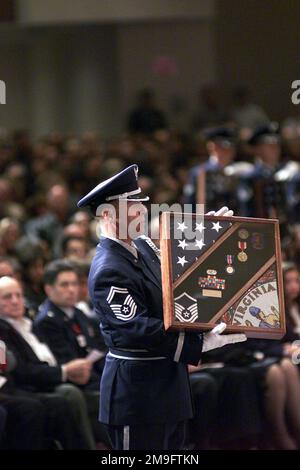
[0,318,62,392]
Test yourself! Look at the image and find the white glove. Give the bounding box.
[206,206,234,217]
[202,322,247,353]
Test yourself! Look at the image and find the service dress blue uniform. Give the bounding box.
[285,168,300,224]
[88,236,203,449]
[183,127,240,214]
[183,157,219,211]
[238,162,284,217]
[239,123,286,220]
[78,163,203,449]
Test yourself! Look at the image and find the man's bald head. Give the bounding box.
[0,276,18,289]
[0,276,24,319]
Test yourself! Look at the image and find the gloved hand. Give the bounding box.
[202,322,247,353]
[206,206,234,217]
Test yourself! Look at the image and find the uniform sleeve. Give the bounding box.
[91,269,203,365]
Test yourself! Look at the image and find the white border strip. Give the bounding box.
[174,331,185,362]
[108,352,166,361]
[123,425,130,450]
[106,188,141,201]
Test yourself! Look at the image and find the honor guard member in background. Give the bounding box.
[77,164,246,450]
[238,123,288,224]
[183,127,249,214]
[276,122,300,224]
[275,161,300,225]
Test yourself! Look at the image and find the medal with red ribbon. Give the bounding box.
[238,241,247,251]
[71,322,82,335]
[238,241,248,262]
[225,254,235,274]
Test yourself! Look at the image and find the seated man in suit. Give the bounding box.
[33,259,108,444]
[0,276,100,449]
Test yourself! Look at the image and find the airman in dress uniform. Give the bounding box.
[277,122,300,224]
[183,127,249,214]
[238,124,287,220]
[77,164,246,450]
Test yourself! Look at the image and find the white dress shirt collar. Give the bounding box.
[61,307,75,319]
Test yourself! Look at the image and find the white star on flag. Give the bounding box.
[212,221,222,232]
[178,239,188,250]
[177,256,188,267]
[195,222,206,233]
[177,221,188,232]
[195,239,206,250]
[171,215,232,280]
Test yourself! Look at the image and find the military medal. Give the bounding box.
[225,255,235,274]
[238,229,249,240]
[238,241,248,262]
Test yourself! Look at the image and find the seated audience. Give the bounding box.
[0,276,102,449]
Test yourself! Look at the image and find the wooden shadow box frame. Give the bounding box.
[160,212,285,339]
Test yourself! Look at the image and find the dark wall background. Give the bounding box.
[216,0,300,120]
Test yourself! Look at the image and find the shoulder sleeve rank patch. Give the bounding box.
[106,286,137,321]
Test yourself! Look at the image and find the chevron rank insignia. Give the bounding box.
[106,286,137,321]
[174,293,198,323]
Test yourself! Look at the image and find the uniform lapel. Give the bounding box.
[46,300,79,347]
[73,308,92,343]
[136,250,162,290]
[99,237,138,267]
[99,237,162,290]
[134,238,162,290]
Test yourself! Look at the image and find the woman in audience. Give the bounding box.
[15,238,47,317]
[282,262,300,350]
[215,263,300,449]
